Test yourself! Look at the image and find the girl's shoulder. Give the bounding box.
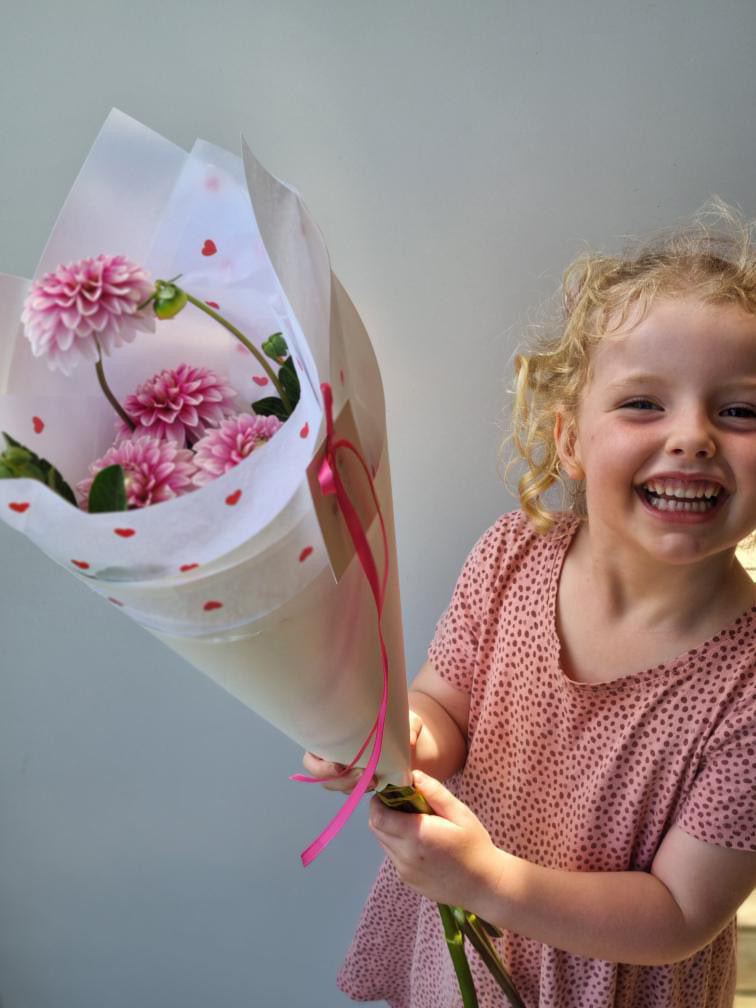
[464,508,578,584]
[476,507,578,556]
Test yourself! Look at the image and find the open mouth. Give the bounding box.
[637,479,727,515]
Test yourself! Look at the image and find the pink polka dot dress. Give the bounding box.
[337,510,756,1007]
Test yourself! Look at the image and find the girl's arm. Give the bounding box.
[473,823,756,965]
[408,660,470,783]
[369,770,756,967]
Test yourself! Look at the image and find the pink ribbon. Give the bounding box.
[289,382,390,867]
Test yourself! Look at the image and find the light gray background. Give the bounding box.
[1,3,754,1006]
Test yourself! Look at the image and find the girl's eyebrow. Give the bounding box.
[607,374,756,391]
[607,374,659,388]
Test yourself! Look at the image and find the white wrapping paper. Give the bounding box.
[0,110,410,791]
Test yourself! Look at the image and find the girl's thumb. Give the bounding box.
[411,770,464,822]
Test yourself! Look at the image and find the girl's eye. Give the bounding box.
[721,405,756,419]
[621,398,660,411]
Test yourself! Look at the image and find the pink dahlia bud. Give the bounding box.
[21,254,154,375]
[192,412,283,486]
[120,364,239,446]
[77,435,197,510]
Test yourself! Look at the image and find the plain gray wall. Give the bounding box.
[1,2,755,1006]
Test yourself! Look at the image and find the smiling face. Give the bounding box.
[555,295,756,565]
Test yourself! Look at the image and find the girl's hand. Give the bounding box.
[300,751,377,793]
[368,769,499,910]
[301,709,424,795]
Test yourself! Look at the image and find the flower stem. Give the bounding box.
[454,909,527,1008]
[438,903,479,1008]
[182,293,291,412]
[95,344,134,431]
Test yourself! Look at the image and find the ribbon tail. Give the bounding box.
[293,381,395,866]
[299,631,389,866]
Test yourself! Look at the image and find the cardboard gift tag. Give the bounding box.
[306,398,378,583]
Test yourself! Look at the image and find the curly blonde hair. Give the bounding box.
[502,197,756,534]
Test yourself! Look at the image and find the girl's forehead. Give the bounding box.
[590,296,756,380]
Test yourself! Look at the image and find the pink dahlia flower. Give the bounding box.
[77,435,197,510]
[192,412,283,486]
[22,254,154,375]
[117,364,239,447]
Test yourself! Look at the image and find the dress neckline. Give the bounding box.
[546,513,756,690]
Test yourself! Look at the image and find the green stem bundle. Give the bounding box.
[438,903,480,1008]
[376,783,524,1008]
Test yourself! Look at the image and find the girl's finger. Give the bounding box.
[369,797,409,837]
[302,751,344,777]
[322,768,359,791]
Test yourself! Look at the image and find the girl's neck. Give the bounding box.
[568,519,756,634]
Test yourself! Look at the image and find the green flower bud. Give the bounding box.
[262,332,289,360]
[153,281,188,320]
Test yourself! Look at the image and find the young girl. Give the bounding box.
[303,200,756,1007]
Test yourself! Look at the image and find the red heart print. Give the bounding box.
[180,563,199,572]
[32,416,44,434]
[205,176,220,192]
[204,600,223,611]
[253,376,269,386]
[114,528,135,537]
[108,597,124,606]
[299,546,313,562]
[202,239,217,256]
[71,560,90,570]
[300,422,309,439]
[225,489,242,506]
[9,502,29,513]
[205,301,220,309]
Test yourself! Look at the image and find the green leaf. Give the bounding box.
[251,397,289,422]
[1,431,77,506]
[88,464,127,513]
[0,459,45,481]
[279,357,301,411]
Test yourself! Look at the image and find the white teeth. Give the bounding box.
[648,497,712,513]
[642,479,722,500]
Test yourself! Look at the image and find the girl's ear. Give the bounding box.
[554,410,585,482]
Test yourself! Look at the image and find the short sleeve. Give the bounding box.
[427,513,520,693]
[675,679,756,851]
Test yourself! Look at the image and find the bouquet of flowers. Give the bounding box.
[0,107,411,843]
[0,110,523,1007]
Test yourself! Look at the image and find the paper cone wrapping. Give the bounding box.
[0,110,410,788]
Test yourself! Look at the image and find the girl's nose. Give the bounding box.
[664,412,716,459]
